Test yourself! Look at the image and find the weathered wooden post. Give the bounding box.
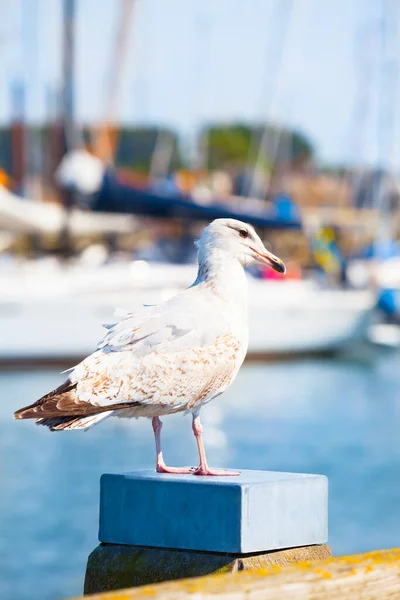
[84,469,329,595]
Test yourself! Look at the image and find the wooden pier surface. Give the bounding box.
[72,547,400,599]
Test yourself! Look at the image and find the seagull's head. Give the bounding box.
[197,219,286,273]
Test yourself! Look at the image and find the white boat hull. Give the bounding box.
[0,262,374,362]
[249,283,372,355]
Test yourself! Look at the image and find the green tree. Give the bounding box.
[203,123,313,171]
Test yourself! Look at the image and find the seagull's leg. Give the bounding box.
[151,417,194,474]
[191,413,240,476]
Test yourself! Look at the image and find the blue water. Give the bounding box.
[1,351,400,600]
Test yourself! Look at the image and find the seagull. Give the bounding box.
[14,219,285,476]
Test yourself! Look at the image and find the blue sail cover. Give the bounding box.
[91,173,301,230]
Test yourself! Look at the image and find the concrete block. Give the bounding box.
[84,543,332,595]
[99,469,328,554]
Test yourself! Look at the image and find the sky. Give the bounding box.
[0,0,400,167]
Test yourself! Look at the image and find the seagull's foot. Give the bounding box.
[156,464,195,475]
[192,466,240,476]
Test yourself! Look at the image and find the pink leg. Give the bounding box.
[151,417,194,474]
[191,414,240,476]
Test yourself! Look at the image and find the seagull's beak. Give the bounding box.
[251,245,286,274]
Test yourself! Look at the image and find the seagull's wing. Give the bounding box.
[97,288,221,354]
[71,331,240,413]
[17,287,244,421]
[71,287,241,410]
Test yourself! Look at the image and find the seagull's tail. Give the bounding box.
[14,376,139,431]
[35,411,114,431]
[13,378,115,430]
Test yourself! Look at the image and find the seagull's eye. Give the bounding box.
[239,229,248,239]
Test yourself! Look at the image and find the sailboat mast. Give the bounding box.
[10,81,26,195]
[56,0,76,257]
[93,0,135,164]
[62,0,75,154]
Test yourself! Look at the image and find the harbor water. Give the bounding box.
[1,350,400,600]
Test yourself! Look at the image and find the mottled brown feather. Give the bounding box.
[13,378,140,420]
[14,379,76,418]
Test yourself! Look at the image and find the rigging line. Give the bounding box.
[148,3,178,183]
[242,0,279,180]
[346,23,375,209]
[150,12,187,183]
[94,0,136,165]
[16,0,44,197]
[390,0,400,178]
[245,0,295,200]
[24,0,49,199]
[148,4,178,184]
[374,0,398,247]
[149,6,212,182]
[21,0,35,195]
[191,7,212,172]
[380,0,398,171]
[373,0,392,211]
[149,129,175,182]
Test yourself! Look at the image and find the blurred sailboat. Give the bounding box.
[0,258,373,364]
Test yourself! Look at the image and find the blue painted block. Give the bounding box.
[99,469,328,554]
